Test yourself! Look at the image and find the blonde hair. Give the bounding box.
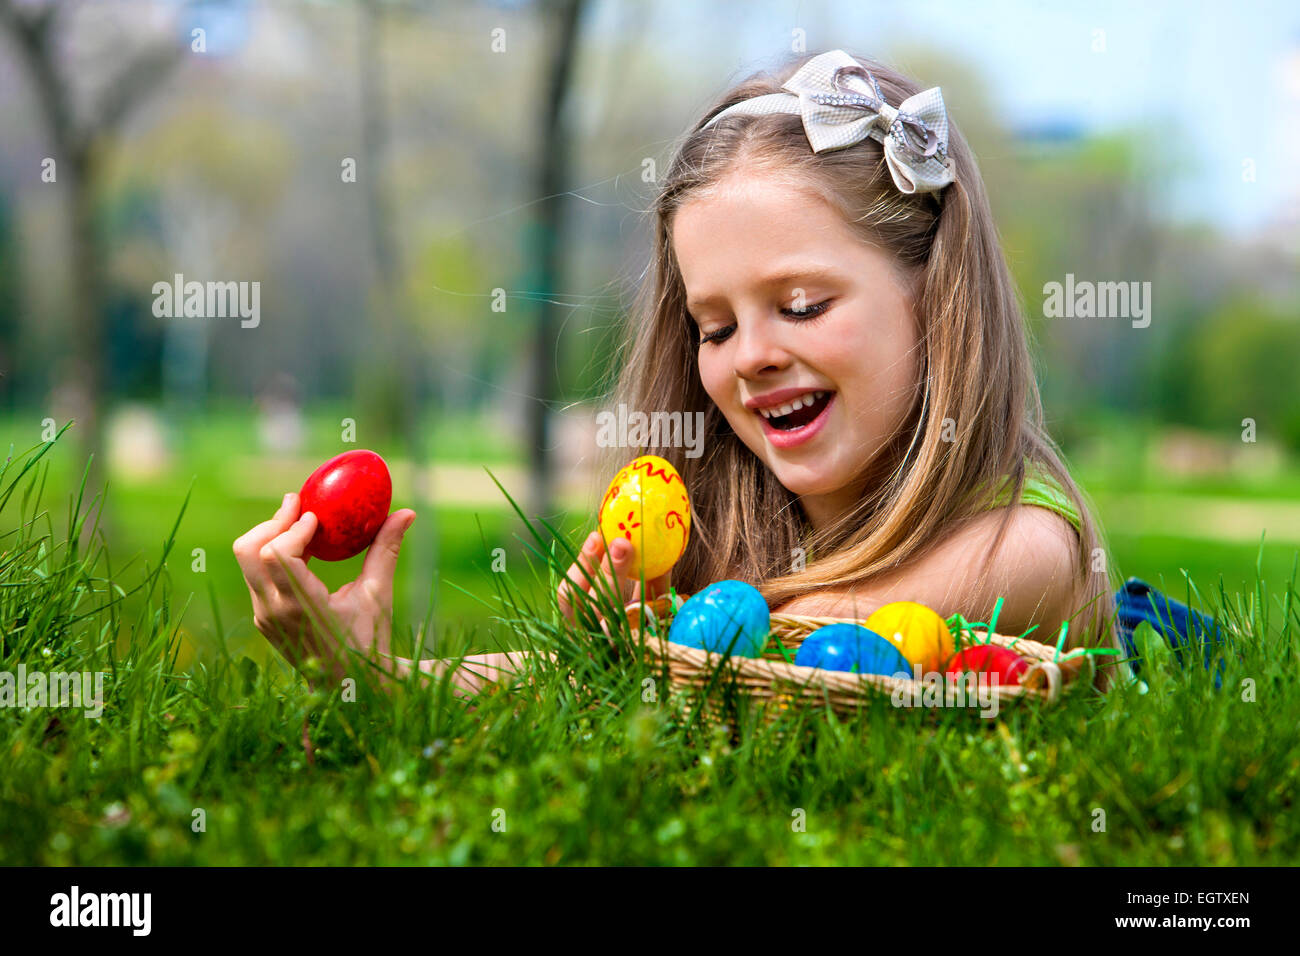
[604,50,1122,686]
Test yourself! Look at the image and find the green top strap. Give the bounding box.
[985,459,1082,533]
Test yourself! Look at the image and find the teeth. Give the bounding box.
[756,391,829,418]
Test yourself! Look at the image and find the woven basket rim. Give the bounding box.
[626,595,1095,715]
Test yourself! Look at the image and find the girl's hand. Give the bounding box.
[557,530,671,627]
[232,492,417,685]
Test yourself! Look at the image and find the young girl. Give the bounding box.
[234,49,1124,696]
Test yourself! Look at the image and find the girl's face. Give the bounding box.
[673,172,921,526]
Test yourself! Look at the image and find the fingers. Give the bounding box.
[235,495,337,670]
[571,532,605,588]
[233,493,301,592]
[558,531,604,621]
[359,509,417,593]
[557,527,676,628]
[558,530,659,625]
[607,536,635,581]
[261,511,319,595]
[604,535,646,607]
[233,493,299,560]
[606,537,672,610]
[632,570,672,605]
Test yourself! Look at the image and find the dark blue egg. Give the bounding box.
[668,580,770,658]
[794,623,913,677]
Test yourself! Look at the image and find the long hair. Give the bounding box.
[601,50,1122,687]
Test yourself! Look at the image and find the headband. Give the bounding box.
[701,49,954,195]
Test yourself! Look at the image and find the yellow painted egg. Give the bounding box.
[865,601,955,675]
[598,455,691,581]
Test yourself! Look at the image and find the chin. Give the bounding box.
[766,462,848,498]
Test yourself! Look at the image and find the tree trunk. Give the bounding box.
[528,0,585,519]
[66,147,106,492]
[357,0,432,627]
[1,0,181,493]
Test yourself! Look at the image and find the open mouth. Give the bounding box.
[756,390,833,431]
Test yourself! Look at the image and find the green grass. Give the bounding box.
[3,430,1299,865]
[6,402,1297,666]
[0,405,554,667]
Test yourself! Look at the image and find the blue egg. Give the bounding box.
[793,623,913,677]
[668,580,770,658]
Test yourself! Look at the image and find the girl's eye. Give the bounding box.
[698,324,735,346]
[696,300,831,346]
[782,299,831,320]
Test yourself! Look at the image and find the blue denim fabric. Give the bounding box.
[1114,577,1229,689]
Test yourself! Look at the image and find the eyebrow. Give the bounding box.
[685,266,842,312]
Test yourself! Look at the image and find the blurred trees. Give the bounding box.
[0,0,184,476]
[0,0,1296,486]
[895,47,1300,458]
[1159,299,1300,450]
[354,0,423,456]
[989,119,1299,453]
[105,106,294,429]
[997,133,1163,421]
[526,0,586,517]
[0,196,18,410]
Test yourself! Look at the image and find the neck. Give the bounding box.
[798,439,906,536]
[798,484,865,535]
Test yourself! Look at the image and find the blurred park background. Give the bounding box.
[2,0,1298,668]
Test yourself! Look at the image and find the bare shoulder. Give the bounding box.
[921,505,1081,632]
[945,504,1078,570]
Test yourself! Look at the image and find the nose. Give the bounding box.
[731,316,792,379]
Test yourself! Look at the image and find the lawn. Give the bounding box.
[3,413,1299,865]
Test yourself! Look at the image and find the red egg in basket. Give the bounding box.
[944,644,1030,686]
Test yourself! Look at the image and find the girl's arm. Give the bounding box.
[365,650,547,699]
[775,505,1083,640]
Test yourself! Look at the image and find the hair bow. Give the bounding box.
[701,49,954,195]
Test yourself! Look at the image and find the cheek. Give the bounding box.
[696,352,731,407]
[696,351,758,438]
[833,311,919,419]
[868,332,920,420]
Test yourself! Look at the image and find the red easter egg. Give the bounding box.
[944,644,1030,686]
[298,450,392,561]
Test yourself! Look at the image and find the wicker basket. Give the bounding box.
[625,594,1095,720]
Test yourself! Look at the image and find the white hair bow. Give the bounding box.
[701,49,954,195]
